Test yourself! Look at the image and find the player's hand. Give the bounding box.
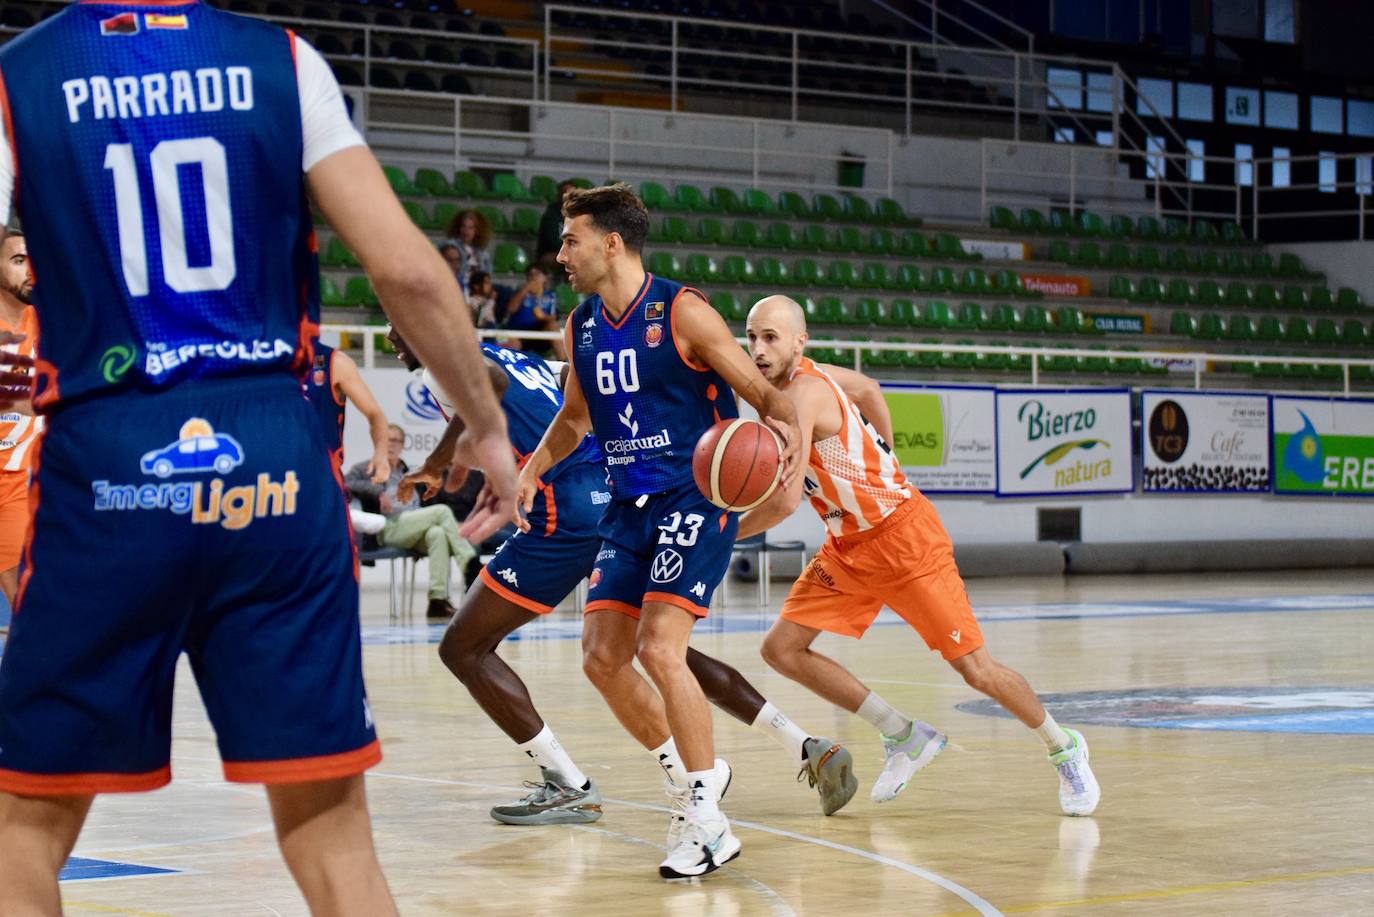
[452,428,518,543]
[368,451,392,485]
[396,463,442,504]
[508,464,542,534]
[765,415,801,490]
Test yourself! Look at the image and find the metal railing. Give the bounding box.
[358,91,897,197]
[324,325,1373,398]
[1251,151,1374,241]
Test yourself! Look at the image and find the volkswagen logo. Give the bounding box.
[650,549,684,584]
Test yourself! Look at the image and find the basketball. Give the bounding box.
[692,418,784,511]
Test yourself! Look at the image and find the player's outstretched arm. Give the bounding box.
[332,350,392,483]
[674,293,802,486]
[817,362,894,446]
[307,146,516,542]
[737,375,823,539]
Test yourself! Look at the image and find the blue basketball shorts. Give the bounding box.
[585,481,738,618]
[478,461,609,613]
[0,375,379,794]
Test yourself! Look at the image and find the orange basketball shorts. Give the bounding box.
[779,494,983,660]
[0,470,30,571]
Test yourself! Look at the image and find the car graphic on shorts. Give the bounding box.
[140,419,245,478]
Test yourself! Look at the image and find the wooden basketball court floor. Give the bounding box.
[36,568,1374,916]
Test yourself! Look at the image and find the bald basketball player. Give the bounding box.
[736,295,1101,816]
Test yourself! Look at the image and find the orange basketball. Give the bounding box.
[692,419,783,511]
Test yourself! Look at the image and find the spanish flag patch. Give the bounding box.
[144,13,189,30]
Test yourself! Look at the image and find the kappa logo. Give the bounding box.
[690,581,706,599]
[497,568,519,587]
[950,629,961,644]
[582,313,596,329]
[618,402,639,437]
[650,549,684,584]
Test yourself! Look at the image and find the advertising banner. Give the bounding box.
[881,384,997,493]
[961,238,1027,261]
[1087,313,1148,334]
[1020,273,1091,297]
[996,388,1133,495]
[1141,391,1270,492]
[344,368,449,472]
[1272,396,1374,496]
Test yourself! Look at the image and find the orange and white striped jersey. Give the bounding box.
[792,357,913,539]
[0,306,43,473]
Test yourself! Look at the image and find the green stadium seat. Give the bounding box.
[1105,244,1133,268]
[842,196,875,223]
[1224,281,1253,308]
[1338,288,1364,312]
[764,222,796,250]
[1074,211,1107,238]
[802,224,835,252]
[1282,286,1309,312]
[878,197,914,225]
[899,231,931,258]
[875,299,906,327]
[321,237,359,268]
[1015,304,1051,334]
[710,292,742,322]
[829,297,861,325]
[639,181,680,211]
[1056,306,1094,334]
[709,187,747,214]
[1071,242,1103,268]
[414,167,455,197]
[1164,217,1189,241]
[647,252,682,280]
[1019,208,1049,234]
[1225,316,1258,343]
[383,165,420,196]
[935,233,970,261]
[981,303,1016,332]
[825,260,859,289]
[1077,346,1110,374]
[893,265,925,292]
[854,298,884,325]
[862,262,893,289]
[791,258,823,287]
[401,200,431,229]
[1354,365,1374,383]
[954,302,984,331]
[1220,221,1248,245]
[320,276,346,306]
[731,220,764,249]
[836,227,867,254]
[1255,284,1281,310]
[889,299,918,327]
[344,276,378,307]
[1255,317,1283,342]
[1251,253,1275,277]
[1197,280,1224,306]
[1048,210,1073,235]
[555,284,581,312]
[1136,215,1163,241]
[1135,277,1165,304]
[1006,344,1033,374]
[1040,345,1076,373]
[994,269,1032,298]
[813,194,844,221]
[1198,251,1222,274]
[913,339,942,370]
[1170,311,1196,336]
[777,191,811,220]
[1285,317,1313,344]
[431,203,459,233]
[491,173,534,202]
[1341,319,1369,347]
[674,184,713,212]
[1276,253,1305,279]
[718,255,755,285]
[682,253,719,284]
[941,340,977,371]
[1049,239,1073,263]
[755,257,788,285]
[1135,246,1163,272]
[868,229,898,256]
[1108,346,1143,374]
[492,243,528,274]
[1192,220,1219,244]
[742,188,777,216]
[1192,314,1222,340]
[976,345,1011,372]
[1109,214,1137,238]
[928,266,957,293]
[1309,287,1335,312]
[990,206,1018,231]
[527,175,559,203]
[924,300,954,330]
[1314,318,1340,345]
[511,207,541,235]
[1163,278,1195,306]
[645,217,671,244]
[696,218,727,246]
[1166,248,1195,273]
[455,171,498,200]
[961,268,993,296]
[813,296,846,324]
[1108,275,1136,300]
[1223,251,1251,276]
[472,206,505,234]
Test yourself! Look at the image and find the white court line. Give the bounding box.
[367,769,1004,916]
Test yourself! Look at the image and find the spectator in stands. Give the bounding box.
[346,424,475,620]
[438,241,464,282]
[444,209,492,294]
[535,179,578,276]
[468,269,499,327]
[500,265,565,360]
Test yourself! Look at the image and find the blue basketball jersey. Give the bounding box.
[304,341,343,458]
[480,343,602,481]
[0,2,319,409]
[569,274,737,497]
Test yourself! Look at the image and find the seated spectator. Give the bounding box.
[438,241,464,282]
[501,265,565,359]
[468,269,499,327]
[345,424,476,620]
[443,208,492,294]
[535,179,578,278]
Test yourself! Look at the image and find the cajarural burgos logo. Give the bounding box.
[1016,399,1112,487]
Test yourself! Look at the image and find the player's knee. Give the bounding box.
[956,657,997,695]
[436,627,470,678]
[581,641,622,686]
[634,636,683,682]
[759,633,795,675]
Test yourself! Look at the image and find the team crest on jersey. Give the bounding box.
[312,369,326,386]
[100,12,139,35]
[644,323,663,348]
[645,301,664,321]
[589,568,603,589]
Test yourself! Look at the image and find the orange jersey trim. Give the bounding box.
[478,566,554,614]
[669,286,711,372]
[642,591,708,618]
[601,272,652,329]
[0,764,171,796]
[542,483,557,536]
[223,739,381,784]
[584,599,640,618]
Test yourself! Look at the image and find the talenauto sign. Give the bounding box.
[995,388,1133,495]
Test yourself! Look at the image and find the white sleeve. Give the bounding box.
[294,35,365,173]
[418,368,456,418]
[0,94,13,227]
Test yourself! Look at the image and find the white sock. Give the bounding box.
[1034,712,1071,753]
[856,691,912,740]
[518,724,589,789]
[751,701,809,765]
[651,736,685,786]
[685,769,720,819]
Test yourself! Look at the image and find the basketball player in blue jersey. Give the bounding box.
[0,4,516,914]
[304,338,392,480]
[389,330,859,827]
[511,184,801,880]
